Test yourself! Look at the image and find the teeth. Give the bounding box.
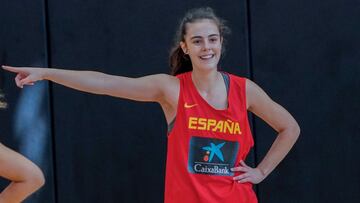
[200,54,214,59]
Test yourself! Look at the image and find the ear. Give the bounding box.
[180,41,188,54]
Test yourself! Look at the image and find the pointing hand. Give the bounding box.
[2,65,45,88]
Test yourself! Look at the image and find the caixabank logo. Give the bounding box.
[188,136,239,176]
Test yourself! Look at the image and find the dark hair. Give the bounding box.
[169,7,231,76]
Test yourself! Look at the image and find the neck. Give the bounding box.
[191,68,220,93]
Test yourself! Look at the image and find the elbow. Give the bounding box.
[33,168,45,190]
[289,122,301,140]
[26,165,45,191]
[279,121,300,140]
[36,173,46,190]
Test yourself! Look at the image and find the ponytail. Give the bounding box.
[169,46,193,75]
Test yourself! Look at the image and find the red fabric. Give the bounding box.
[164,72,258,203]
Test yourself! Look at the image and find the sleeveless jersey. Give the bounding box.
[164,71,257,203]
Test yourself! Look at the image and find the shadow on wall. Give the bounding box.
[14,81,49,167]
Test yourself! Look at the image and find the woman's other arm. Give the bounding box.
[0,143,45,203]
[232,79,300,184]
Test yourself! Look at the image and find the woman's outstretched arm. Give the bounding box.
[0,143,45,203]
[2,65,178,103]
[232,79,300,184]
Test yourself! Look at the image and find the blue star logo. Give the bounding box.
[202,142,225,162]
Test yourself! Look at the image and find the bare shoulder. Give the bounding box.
[245,78,281,119]
[245,78,299,132]
[154,74,180,103]
[245,78,271,110]
[245,78,264,94]
[150,74,179,122]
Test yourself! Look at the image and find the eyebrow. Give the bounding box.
[190,34,220,40]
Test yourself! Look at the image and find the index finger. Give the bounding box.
[2,65,22,73]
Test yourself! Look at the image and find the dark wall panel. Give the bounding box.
[47,0,249,202]
[250,0,360,202]
[0,0,55,202]
[4,0,357,202]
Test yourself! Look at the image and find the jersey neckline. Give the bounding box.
[188,71,231,112]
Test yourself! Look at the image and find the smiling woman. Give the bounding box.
[0,94,45,203]
[170,7,230,76]
[2,7,300,203]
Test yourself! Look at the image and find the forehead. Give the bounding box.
[185,19,219,38]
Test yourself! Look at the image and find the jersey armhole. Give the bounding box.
[167,75,183,135]
[167,117,176,133]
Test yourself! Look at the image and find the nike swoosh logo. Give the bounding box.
[184,103,198,108]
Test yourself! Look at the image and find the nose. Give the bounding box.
[202,40,211,51]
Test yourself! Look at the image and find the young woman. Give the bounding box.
[0,99,45,203]
[3,7,299,203]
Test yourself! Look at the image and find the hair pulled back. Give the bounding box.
[169,7,231,76]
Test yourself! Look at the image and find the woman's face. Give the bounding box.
[181,19,222,72]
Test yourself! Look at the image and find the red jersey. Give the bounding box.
[164,71,257,203]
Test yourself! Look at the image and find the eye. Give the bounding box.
[193,40,201,44]
[210,38,218,43]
